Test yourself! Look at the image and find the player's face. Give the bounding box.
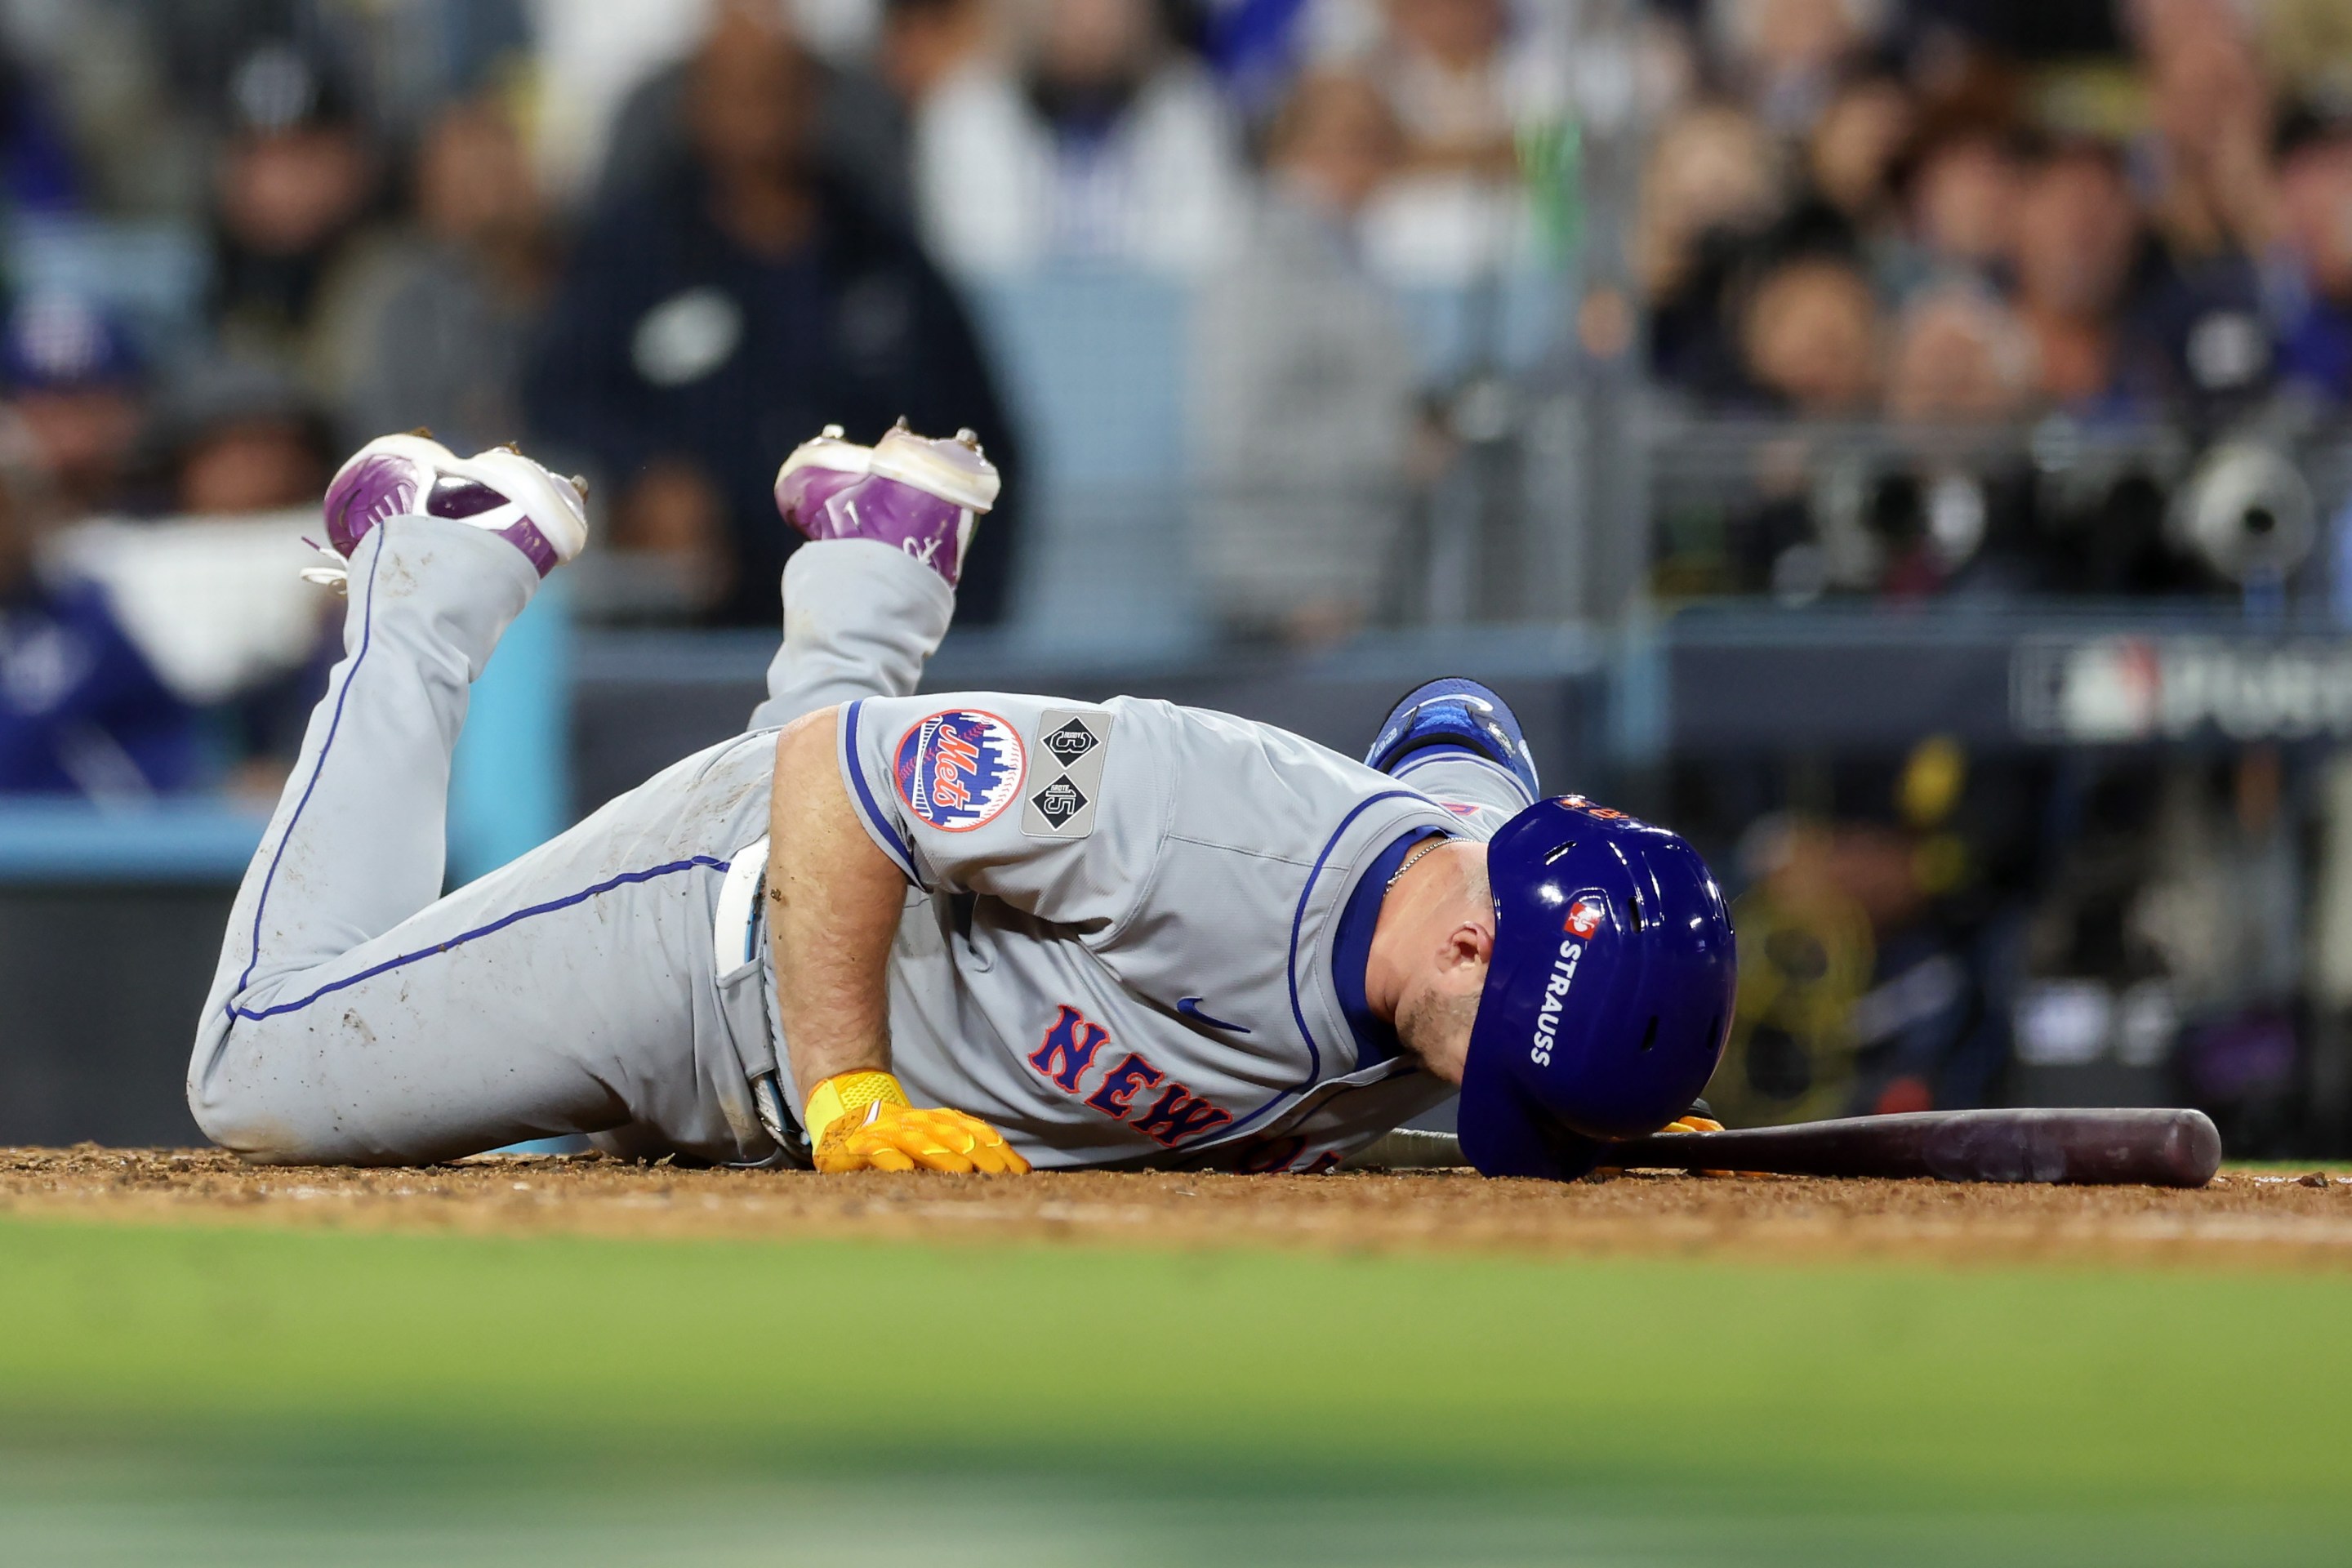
[1396,977,1478,1084]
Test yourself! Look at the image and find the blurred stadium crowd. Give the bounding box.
[1639,0,2352,605]
[11,3,2352,744]
[4,0,2352,1151]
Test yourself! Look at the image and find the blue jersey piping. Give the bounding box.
[841,698,916,879]
[228,854,729,1022]
[1218,787,1428,1138]
[229,530,385,1012]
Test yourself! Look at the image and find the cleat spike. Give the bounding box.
[821,424,845,439]
[955,428,980,449]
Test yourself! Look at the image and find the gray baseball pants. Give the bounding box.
[187,519,951,1165]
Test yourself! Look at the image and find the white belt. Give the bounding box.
[712,834,807,1159]
[711,834,769,981]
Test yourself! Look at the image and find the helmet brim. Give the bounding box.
[1457,1044,1610,1180]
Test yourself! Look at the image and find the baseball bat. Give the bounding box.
[1610,1107,2223,1187]
[1343,1108,2222,1185]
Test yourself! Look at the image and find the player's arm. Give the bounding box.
[766,710,1027,1174]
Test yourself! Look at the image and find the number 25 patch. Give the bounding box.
[1023,709,1113,838]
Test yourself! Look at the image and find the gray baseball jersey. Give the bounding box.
[189,519,1531,1169]
[780,693,1458,1169]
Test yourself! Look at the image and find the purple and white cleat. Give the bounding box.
[307,433,590,589]
[773,420,998,588]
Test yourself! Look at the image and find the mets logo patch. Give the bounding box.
[893,710,1026,832]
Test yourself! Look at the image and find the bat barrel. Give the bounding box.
[1613,1108,2223,1187]
[1922,1107,2221,1186]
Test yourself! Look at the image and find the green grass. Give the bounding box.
[1,1214,2346,1565]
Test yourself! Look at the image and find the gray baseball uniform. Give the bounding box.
[189,517,1532,1169]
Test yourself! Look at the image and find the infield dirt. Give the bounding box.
[4,1146,2348,1270]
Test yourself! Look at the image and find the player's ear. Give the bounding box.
[1444,919,1493,975]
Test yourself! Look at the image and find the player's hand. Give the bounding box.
[803,1072,1028,1174]
[815,1102,1030,1174]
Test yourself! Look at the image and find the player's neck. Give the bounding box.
[1364,840,1478,1023]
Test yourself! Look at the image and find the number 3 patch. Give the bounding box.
[1023,710,1112,838]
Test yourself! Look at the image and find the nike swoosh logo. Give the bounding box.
[1176,997,1250,1034]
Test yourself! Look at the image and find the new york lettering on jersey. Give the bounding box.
[1026,1004,1233,1147]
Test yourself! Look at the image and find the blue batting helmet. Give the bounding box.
[1458,795,1737,1180]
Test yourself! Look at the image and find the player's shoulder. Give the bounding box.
[1140,698,1394,788]
[1112,698,1443,853]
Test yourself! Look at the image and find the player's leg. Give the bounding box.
[203,435,588,1008]
[1364,677,1541,840]
[747,423,1000,731]
[185,439,773,1164]
[192,721,778,1165]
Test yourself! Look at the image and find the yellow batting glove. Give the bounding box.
[804,1071,1031,1175]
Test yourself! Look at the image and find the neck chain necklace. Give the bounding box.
[1386,837,1446,893]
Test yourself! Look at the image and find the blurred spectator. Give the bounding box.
[152,359,332,518]
[526,4,1022,627]
[878,0,993,109]
[1738,252,1882,415]
[2256,0,2352,113]
[0,31,81,214]
[1709,0,1889,136]
[2269,111,2352,403]
[1,2,198,216]
[0,459,195,798]
[2007,140,2158,412]
[528,0,730,206]
[913,0,1244,277]
[1356,0,1545,286]
[207,41,403,408]
[1895,120,2019,287]
[324,0,532,147]
[1194,72,1421,644]
[122,0,526,145]
[344,96,551,454]
[1878,285,2037,593]
[1883,283,2032,425]
[596,0,920,224]
[132,0,352,131]
[2121,0,2278,412]
[132,355,338,794]
[1639,103,1783,300]
[1708,738,2026,1127]
[1709,813,1878,1125]
[2024,748,2305,1148]
[1802,74,1913,258]
[1640,101,1784,397]
[2130,0,2274,265]
[2,296,146,519]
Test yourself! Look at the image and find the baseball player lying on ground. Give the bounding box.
[187,423,1735,1179]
